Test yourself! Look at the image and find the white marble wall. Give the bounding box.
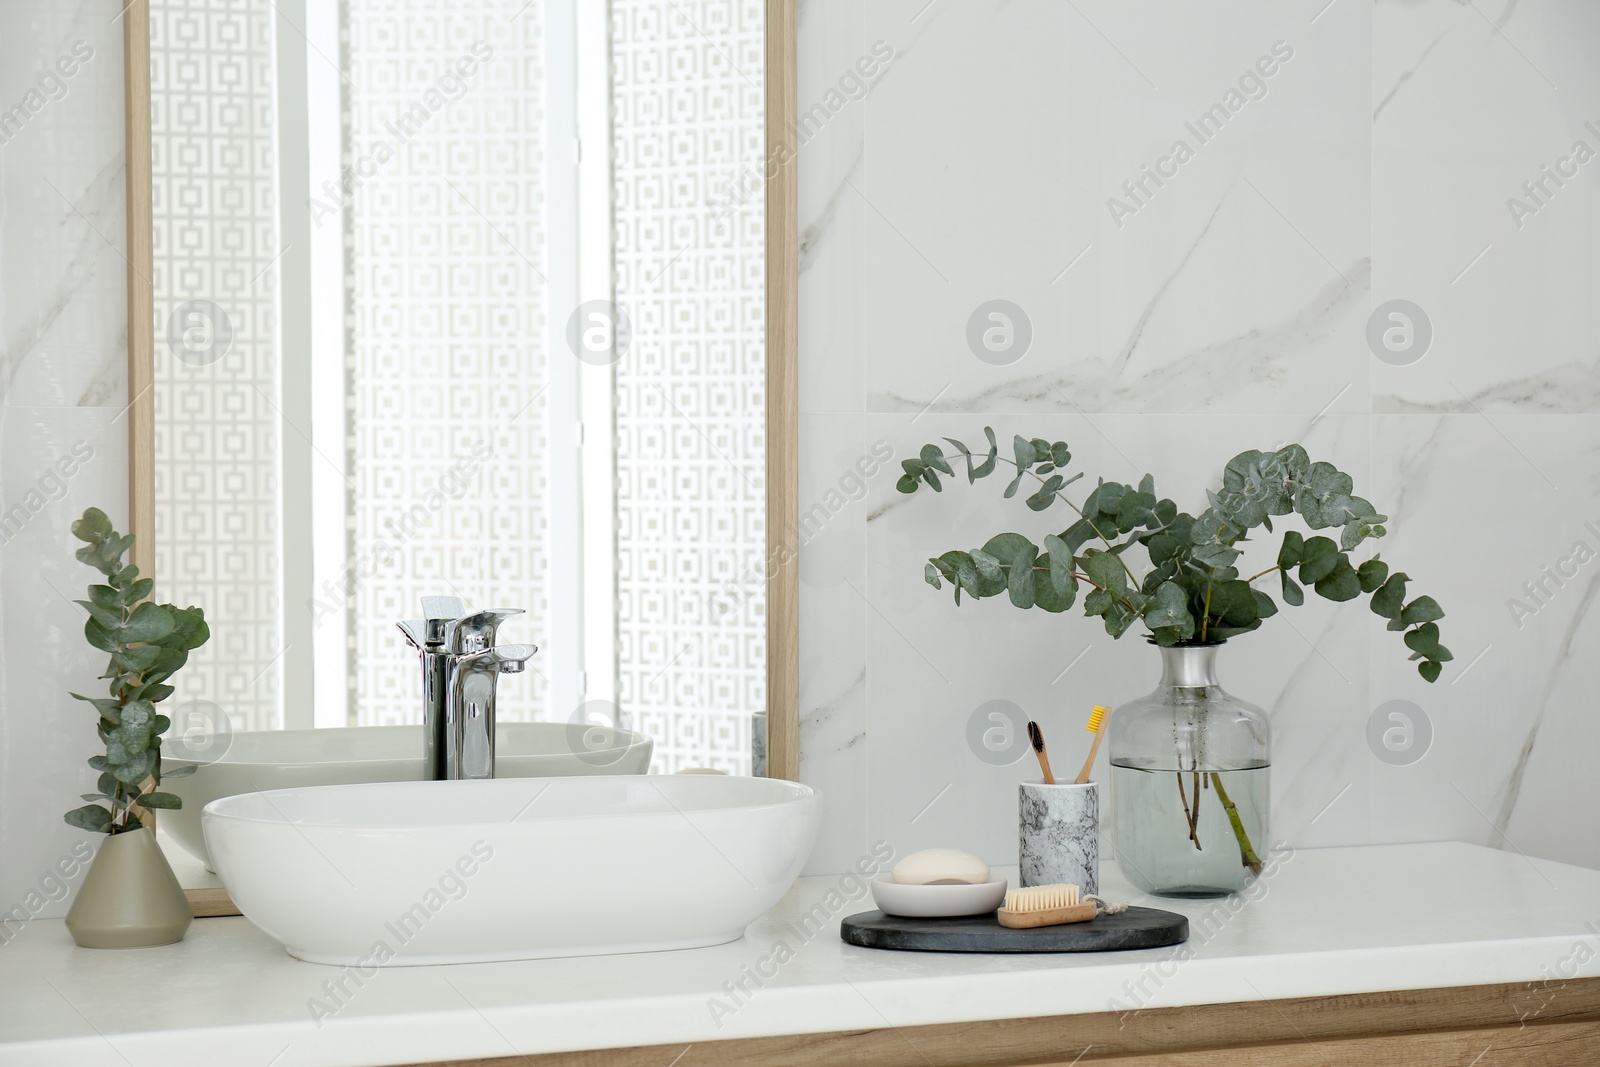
[797,0,1600,875]
[0,1,132,920]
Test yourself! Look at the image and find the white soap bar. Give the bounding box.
[892,848,991,886]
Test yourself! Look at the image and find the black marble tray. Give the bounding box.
[840,907,1188,953]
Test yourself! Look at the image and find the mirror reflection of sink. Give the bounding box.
[203,774,821,965]
[165,724,652,870]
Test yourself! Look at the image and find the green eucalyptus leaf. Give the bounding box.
[1012,435,1036,470]
[1006,540,1039,609]
[1419,661,1442,683]
[973,428,999,478]
[75,600,123,629]
[1026,474,1065,512]
[1357,559,1389,593]
[84,617,118,654]
[1313,559,1362,602]
[1144,581,1195,638]
[924,561,942,589]
[1041,535,1074,595]
[1399,595,1444,627]
[897,474,920,494]
[1080,550,1128,596]
[920,444,953,476]
[136,791,182,810]
[108,749,157,786]
[115,646,163,673]
[1370,572,1409,619]
[1296,536,1340,584]
[981,532,1035,564]
[121,601,177,644]
[1404,622,1442,656]
[969,548,1002,581]
[63,804,113,833]
[1032,555,1077,613]
[1280,572,1305,607]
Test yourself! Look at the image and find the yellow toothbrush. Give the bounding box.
[1073,705,1110,785]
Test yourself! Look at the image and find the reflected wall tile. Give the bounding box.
[0,1,129,409]
[0,406,128,919]
[1373,0,1600,412]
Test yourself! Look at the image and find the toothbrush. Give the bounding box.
[1026,720,1056,785]
[1073,705,1110,785]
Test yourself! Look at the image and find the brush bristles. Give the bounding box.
[1085,705,1108,733]
[1003,883,1081,911]
[1028,720,1045,752]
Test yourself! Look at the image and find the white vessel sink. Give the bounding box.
[203,774,821,965]
[165,724,652,870]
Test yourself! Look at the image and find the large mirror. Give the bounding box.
[126,0,797,902]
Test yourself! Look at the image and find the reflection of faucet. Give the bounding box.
[397,598,539,781]
[448,644,538,780]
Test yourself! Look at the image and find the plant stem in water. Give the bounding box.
[1175,771,1201,849]
[1209,772,1263,876]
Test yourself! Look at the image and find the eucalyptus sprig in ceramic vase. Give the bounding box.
[898,430,1448,895]
[62,507,210,947]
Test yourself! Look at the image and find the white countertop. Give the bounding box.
[2,842,1597,1067]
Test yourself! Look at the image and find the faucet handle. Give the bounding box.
[421,596,466,646]
[445,608,525,654]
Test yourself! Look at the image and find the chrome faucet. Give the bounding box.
[397,597,539,781]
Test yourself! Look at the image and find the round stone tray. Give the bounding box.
[840,906,1188,953]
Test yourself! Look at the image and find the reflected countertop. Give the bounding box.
[0,842,1596,1067]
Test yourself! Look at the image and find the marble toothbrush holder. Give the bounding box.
[1018,779,1099,893]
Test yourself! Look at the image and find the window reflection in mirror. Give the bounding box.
[149,0,766,775]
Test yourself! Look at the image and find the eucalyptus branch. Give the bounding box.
[903,430,1451,682]
[64,508,209,836]
[990,455,1140,586]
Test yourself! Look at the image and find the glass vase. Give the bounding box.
[1108,642,1270,897]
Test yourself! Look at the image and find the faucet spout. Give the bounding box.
[447,643,539,780]
[403,597,537,782]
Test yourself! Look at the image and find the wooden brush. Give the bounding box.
[997,883,1097,928]
[1026,720,1055,785]
[1074,705,1110,785]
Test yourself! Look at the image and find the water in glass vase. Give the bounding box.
[1110,759,1269,897]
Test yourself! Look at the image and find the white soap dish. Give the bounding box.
[870,873,1007,918]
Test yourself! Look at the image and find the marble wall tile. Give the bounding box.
[858,0,1370,417]
[0,0,130,923]
[0,406,129,921]
[1368,414,1600,870]
[795,0,868,416]
[796,414,881,873]
[1373,0,1600,412]
[0,1,129,410]
[796,0,1600,879]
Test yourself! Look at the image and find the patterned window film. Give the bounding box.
[343,1,551,726]
[150,0,283,733]
[611,0,765,773]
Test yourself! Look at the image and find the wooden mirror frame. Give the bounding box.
[120,0,800,780]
